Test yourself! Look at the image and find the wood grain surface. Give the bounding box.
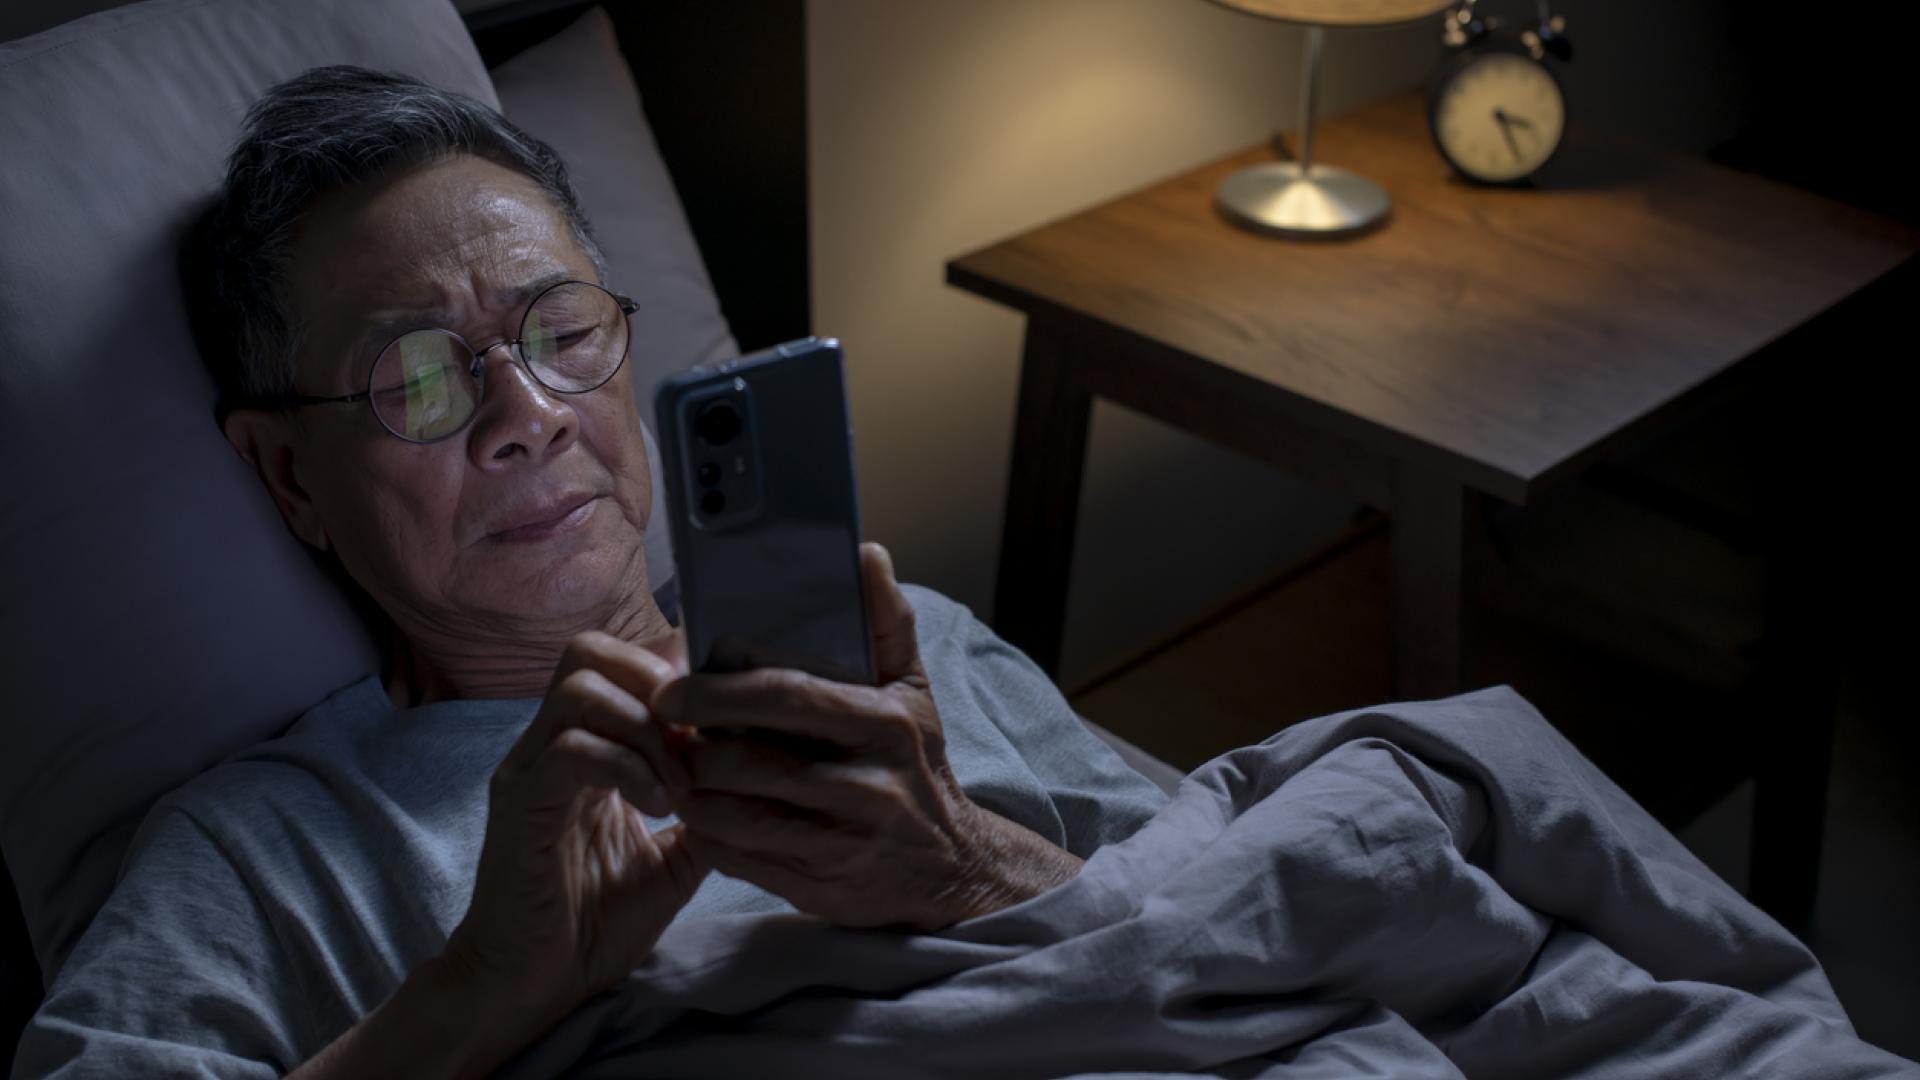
[949,94,1916,505]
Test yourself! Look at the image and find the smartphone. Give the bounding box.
[653,337,875,685]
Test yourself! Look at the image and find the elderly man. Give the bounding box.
[14,66,1166,1078]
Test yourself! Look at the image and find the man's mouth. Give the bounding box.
[488,494,600,543]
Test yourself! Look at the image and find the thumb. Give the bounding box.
[859,542,923,685]
[649,822,711,906]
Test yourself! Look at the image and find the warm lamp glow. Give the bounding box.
[1205,0,1454,27]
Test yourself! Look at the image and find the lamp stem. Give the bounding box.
[1297,25,1324,175]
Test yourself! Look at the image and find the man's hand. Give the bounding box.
[651,543,1083,932]
[439,633,707,1064]
[292,634,707,1080]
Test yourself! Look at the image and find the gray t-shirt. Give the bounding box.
[13,587,1168,1078]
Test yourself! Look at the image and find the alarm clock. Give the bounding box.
[1428,1,1569,185]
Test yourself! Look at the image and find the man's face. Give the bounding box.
[264,154,654,635]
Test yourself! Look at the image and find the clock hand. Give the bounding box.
[1492,107,1536,129]
[1492,110,1523,160]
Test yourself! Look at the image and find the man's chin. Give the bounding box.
[473,540,647,628]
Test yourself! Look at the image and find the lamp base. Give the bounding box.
[1215,161,1390,237]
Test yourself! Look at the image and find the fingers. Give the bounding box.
[505,666,689,807]
[575,669,690,794]
[654,667,920,751]
[681,831,823,917]
[505,633,689,781]
[646,822,712,906]
[681,733,894,816]
[677,791,840,865]
[675,800,916,930]
[860,543,923,685]
[562,631,684,716]
[527,725,672,817]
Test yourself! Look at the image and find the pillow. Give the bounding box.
[0,0,728,985]
[489,6,742,594]
[0,0,485,985]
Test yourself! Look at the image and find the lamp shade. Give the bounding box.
[1207,0,1454,27]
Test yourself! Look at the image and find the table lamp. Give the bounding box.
[1206,0,1453,236]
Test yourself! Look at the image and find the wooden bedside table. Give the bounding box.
[947,92,1914,927]
[949,92,1911,694]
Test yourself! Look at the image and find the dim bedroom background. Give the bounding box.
[0,0,1913,1075]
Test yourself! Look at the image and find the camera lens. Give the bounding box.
[696,461,722,487]
[694,400,743,446]
[700,490,727,516]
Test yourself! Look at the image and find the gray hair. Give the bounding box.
[194,65,604,403]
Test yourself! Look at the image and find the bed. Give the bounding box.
[0,1,1907,1074]
[0,0,1185,1056]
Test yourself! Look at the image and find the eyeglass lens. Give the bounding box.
[368,282,629,442]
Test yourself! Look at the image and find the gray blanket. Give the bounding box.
[506,687,1914,1078]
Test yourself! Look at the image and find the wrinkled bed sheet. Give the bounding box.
[504,687,1916,1079]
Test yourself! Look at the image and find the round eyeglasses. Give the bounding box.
[276,280,638,443]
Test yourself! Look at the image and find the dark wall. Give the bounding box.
[1537,0,1918,227]
[472,0,811,353]
[1715,0,1919,227]
[1502,0,1918,689]
[1713,0,1919,686]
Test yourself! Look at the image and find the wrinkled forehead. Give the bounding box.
[285,154,596,378]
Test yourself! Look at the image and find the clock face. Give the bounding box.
[1431,50,1566,184]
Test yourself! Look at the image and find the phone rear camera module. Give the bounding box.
[700,490,727,516]
[696,461,723,487]
[695,400,743,447]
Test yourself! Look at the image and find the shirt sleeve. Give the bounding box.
[908,586,1171,858]
[11,808,300,1080]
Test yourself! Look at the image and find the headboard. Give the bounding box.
[469,0,810,354]
[0,0,807,1055]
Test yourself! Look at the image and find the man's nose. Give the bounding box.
[467,341,577,464]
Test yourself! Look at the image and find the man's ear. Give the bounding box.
[222,408,332,553]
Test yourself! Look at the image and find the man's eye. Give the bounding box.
[371,371,436,401]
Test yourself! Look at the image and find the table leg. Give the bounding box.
[1745,371,1838,933]
[1747,643,1835,933]
[993,317,1091,678]
[1391,462,1469,700]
